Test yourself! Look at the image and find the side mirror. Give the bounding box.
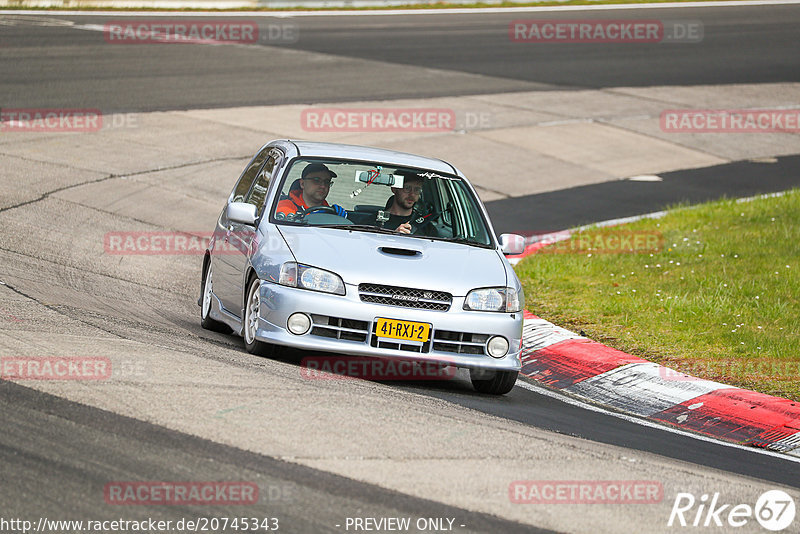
[227,202,258,226]
[499,233,525,256]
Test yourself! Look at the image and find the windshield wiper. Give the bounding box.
[320,224,399,234]
[429,236,493,248]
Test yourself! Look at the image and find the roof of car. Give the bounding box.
[276,140,459,176]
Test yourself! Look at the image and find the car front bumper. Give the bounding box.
[254,281,522,371]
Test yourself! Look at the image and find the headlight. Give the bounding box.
[279,262,345,295]
[463,287,523,313]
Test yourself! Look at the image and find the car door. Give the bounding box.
[214,146,273,315]
[219,148,283,316]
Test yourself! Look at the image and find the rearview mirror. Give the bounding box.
[227,202,257,226]
[356,170,395,186]
[499,233,525,256]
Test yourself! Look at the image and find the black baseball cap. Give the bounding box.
[301,163,337,179]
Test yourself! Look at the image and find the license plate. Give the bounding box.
[375,318,430,343]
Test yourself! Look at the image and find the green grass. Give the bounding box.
[515,189,800,401]
[0,0,755,11]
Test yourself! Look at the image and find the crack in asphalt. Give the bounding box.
[54,195,212,234]
[471,182,511,198]
[0,247,212,350]
[0,154,249,215]
[0,149,110,176]
[0,266,251,362]
[0,277,128,340]
[0,245,188,299]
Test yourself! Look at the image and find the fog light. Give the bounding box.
[287,313,311,335]
[487,336,509,358]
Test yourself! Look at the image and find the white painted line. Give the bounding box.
[537,118,595,127]
[628,175,663,182]
[514,187,791,261]
[583,190,792,229]
[564,362,733,417]
[5,0,800,17]
[576,210,669,231]
[514,378,800,465]
[735,190,789,203]
[71,21,248,45]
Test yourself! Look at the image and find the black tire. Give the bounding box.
[470,369,519,395]
[200,262,231,334]
[243,276,276,357]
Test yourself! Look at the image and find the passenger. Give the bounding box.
[380,175,437,236]
[276,163,346,218]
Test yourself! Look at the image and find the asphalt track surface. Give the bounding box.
[0,5,798,111]
[3,5,800,532]
[487,154,800,234]
[0,381,547,534]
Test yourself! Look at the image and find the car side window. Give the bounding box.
[232,147,272,203]
[245,151,279,217]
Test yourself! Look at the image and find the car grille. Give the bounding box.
[308,314,489,358]
[358,283,452,311]
[432,330,489,355]
[310,315,369,342]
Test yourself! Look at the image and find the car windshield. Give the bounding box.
[270,158,493,247]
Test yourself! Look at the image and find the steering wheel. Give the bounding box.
[298,206,340,219]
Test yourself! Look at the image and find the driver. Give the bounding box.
[276,163,347,218]
[380,175,437,236]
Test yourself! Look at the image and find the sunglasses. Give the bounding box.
[304,177,334,186]
[401,185,423,194]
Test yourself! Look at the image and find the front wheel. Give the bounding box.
[200,264,231,333]
[470,369,519,395]
[243,277,275,356]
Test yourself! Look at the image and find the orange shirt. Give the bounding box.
[276,189,329,216]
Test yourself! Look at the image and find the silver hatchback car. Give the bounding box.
[200,140,526,394]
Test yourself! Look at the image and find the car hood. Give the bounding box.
[277,226,506,296]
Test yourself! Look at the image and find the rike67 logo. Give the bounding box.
[668,490,796,531]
